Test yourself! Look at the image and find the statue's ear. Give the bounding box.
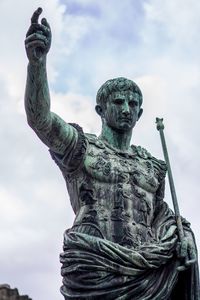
[95,105,104,117]
[137,108,143,120]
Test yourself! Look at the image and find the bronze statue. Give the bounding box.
[24,8,199,300]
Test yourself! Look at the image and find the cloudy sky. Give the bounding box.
[0,0,200,299]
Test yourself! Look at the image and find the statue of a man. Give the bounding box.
[25,8,199,300]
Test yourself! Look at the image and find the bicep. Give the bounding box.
[34,112,78,155]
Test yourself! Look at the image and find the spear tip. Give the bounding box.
[156,117,164,131]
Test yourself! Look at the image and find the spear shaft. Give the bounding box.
[156,118,184,242]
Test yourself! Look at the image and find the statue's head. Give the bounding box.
[95,77,143,132]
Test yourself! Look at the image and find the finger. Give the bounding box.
[25,40,47,50]
[177,265,187,272]
[185,259,197,267]
[181,237,188,258]
[26,24,50,38]
[41,19,51,37]
[185,245,197,267]
[25,33,48,45]
[41,18,51,30]
[31,7,43,24]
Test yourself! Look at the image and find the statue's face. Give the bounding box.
[103,90,142,132]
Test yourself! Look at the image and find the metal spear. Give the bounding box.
[156,118,184,241]
[156,118,195,270]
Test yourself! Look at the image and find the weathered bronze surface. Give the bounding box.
[24,8,200,300]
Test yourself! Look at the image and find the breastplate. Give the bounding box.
[69,135,163,247]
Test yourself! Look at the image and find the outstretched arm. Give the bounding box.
[24,8,77,155]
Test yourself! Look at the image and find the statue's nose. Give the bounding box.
[122,102,130,116]
[122,110,130,117]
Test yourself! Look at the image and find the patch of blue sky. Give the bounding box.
[52,62,98,98]
[144,23,173,54]
[60,0,147,24]
[52,1,150,95]
[60,0,101,18]
[53,0,191,99]
[52,35,144,98]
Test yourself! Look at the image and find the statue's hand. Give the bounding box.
[25,7,51,64]
[176,236,197,271]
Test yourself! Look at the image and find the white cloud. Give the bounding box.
[51,91,101,132]
[144,0,200,44]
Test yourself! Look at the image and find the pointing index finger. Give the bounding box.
[31,7,43,24]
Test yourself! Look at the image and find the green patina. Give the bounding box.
[24,7,200,300]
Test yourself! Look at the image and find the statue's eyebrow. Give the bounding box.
[112,93,126,99]
[129,94,140,101]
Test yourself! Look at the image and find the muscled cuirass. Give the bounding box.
[51,129,166,248]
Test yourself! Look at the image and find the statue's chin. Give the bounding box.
[118,121,136,132]
[112,124,133,133]
[104,121,135,133]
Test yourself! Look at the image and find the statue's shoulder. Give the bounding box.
[85,133,106,149]
[133,145,151,159]
[134,145,167,179]
[85,133,97,142]
[151,154,167,180]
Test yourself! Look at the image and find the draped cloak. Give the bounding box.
[50,124,200,300]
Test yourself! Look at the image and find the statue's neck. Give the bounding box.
[99,123,132,151]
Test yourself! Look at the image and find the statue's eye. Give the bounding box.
[129,100,138,107]
[114,98,124,105]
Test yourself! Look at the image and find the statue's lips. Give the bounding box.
[118,118,132,122]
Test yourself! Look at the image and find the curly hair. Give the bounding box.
[96,77,143,109]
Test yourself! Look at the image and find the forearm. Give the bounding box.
[24,8,79,156]
[24,57,52,131]
[24,58,78,155]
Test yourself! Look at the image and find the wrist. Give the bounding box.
[28,55,47,68]
[28,57,47,73]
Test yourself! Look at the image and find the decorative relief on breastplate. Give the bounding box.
[79,182,96,205]
[78,136,166,246]
[78,182,100,232]
[93,156,112,177]
[82,209,98,224]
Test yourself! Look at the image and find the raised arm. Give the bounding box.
[24,8,77,155]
